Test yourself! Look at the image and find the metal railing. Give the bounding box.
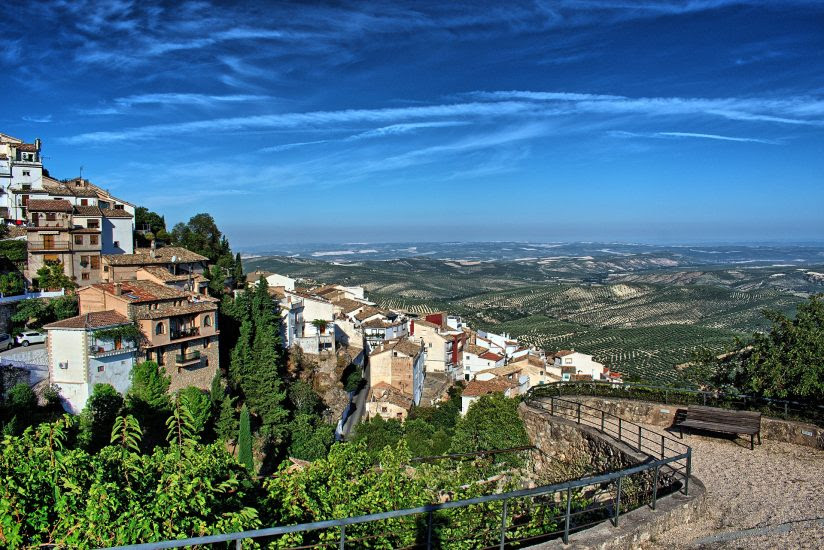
[537,381,824,427]
[104,397,692,550]
[170,327,200,340]
[175,350,201,364]
[28,241,71,251]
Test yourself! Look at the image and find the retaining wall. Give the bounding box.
[567,396,824,450]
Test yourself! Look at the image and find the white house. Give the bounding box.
[246,271,296,291]
[462,343,506,381]
[362,318,408,351]
[553,350,608,381]
[0,133,44,222]
[43,311,138,413]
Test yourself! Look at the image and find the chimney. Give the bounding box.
[34,138,41,151]
[113,282,122,296]
[150,239,156,258]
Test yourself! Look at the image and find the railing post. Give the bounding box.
[784,401,789,417]
[499,499,508,549]
[618,417,622,441]
[685,449,691,495]
[236,538,242,550]
[563,487,572,544]
[638,425,642,452]
[427,510,433,549]
[551,396,555,416]
[614,476,622,527]
[702,393,706,405]
[651,465,660,510]
[340,525,346,549]
[600,410,605,432]
[660,434,665,459]
[576,403,581,424]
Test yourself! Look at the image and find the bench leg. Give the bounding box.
[757,432,761,445]
[750,434,754,451]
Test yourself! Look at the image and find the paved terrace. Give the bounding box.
[643,425,824,549]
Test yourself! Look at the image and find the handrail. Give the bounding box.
[537,381,824,426]
[102,396,692,550]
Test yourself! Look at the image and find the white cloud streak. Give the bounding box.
[63,90,823,145]
[609,130,779,144]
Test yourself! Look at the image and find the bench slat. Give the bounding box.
[676,405,762,436]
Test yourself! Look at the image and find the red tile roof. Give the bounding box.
[91,280,187,302]
[27,199,73,212]
[480,351,504,362]
[44,310,130,330]
[462,379,514,397]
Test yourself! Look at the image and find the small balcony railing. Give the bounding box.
[28,241,71,251]
[89,344,136,358]
[171,326,200,340]
[176,350,201,365]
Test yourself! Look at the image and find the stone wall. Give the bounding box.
[568,396,824,450]
[519,402,647,484]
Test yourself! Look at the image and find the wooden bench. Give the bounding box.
[676,405,762,450]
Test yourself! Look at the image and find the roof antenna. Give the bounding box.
[79,165,84,181]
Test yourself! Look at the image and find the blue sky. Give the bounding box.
[2,1,823,247]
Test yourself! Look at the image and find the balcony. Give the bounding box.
[171,326,200,340]
[89,344,137,358]
[176,350,201,366]
[28,241,71,251]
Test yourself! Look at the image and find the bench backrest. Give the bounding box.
[686,405,761,429]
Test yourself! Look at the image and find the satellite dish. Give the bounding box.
[171,255,178,263]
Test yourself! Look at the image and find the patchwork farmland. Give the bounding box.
[244,254,820,385]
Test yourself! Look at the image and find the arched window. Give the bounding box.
[202,315,212,327]
[155,322,165,335]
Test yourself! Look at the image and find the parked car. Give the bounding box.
[0,333,12,350]
[16,331,46,347]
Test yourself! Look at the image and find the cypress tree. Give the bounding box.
[238,404,253,472]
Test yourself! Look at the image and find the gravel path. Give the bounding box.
[644,428,824,549]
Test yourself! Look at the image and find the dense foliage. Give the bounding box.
[11,295,78,331]
[34,264,76,291]
[699,294,824,401]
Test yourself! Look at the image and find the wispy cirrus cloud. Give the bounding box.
[609,130,780,144]
[22,114,52,123]
[63,90,824,145]
[113,93,272,107]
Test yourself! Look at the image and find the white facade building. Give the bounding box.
[554,350,608,381]
[43,311,138,413]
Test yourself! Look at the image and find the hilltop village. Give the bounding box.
[0,131,621,427]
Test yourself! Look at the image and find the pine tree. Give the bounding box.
[216,394,239,442]
[238,404,253,472]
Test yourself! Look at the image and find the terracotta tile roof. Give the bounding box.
[27,199,73,212]
[412,319,440,330]
[138,266,193,283]
[355,306,385,321]
[73,205,102,216]
[245,270,275,283]
[372,338,422,358]
[16,143,38,152]
[362,318,402,329]
[101,208,133,218]
[135,300,217,320]
[92,280,188,302]
[462,379,515,397]
[103,246,208,266]
[44,310,130,330]
[480,351,505,362]
[553,350,575,357]
[464,343,489,356]
[369,382,413,409]
[333,297,364,314]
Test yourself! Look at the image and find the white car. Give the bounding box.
[0,333,12,350]
[16,331,46,347]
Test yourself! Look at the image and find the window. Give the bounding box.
[89,234,99,245]
[97,365,104,373]
[114,204,124,210]
[113,241,119,248]
[202,315,212,327]
[46,212,56,221]
[103,265,109,272]
[75,235,84,245]
[381,406,388,413]
[81,272,89,281]
[80,255,89,266]
[157,348,165,366]
[87,220,99,229]
[90,256,100,269]
[155,322,165,335]
[80,199,88,206]
[22,170,30,176]
[565,358,573,364]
